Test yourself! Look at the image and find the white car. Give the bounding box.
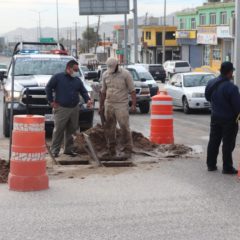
[165,72,215,114]
[163,61,191,78]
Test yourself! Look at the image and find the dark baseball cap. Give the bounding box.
[220,62,235,74]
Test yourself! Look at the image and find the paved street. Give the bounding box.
[1,57,240,240]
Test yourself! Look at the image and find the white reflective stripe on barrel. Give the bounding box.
[11,152,46,161]
[14,123,45,132]
[151,115,173,120]
[152,101,172,105]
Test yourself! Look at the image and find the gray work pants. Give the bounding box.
[51,105,79,154]
[104,102,132,152]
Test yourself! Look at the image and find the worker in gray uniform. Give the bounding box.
[99,58,137,159]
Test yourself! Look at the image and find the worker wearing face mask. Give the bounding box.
[99,58,137,159]
[46,60,92,158]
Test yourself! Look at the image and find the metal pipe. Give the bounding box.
[8,57,15,163]
[133,0,138,63]
[124,14,128,65]
[234,0,240,86]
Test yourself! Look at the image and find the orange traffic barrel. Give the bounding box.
[150,91,174,144]
[8,115,49,191]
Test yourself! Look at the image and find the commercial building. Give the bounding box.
[141,26,180,64]
[176,0,235,70]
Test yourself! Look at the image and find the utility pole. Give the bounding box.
[124,14,128,65]
[56,0,60,42]
[234,0,240,87]
[87,16,90,53]
[69,27,72,55]
[133,0,138,63]
[75,22,78,59]
[38,12,42,39]
[162,0,166,64]
[94,16,101,54]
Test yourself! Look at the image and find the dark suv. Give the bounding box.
[1,42,94,137]
[91,67,151,114]
[148,64,166,83]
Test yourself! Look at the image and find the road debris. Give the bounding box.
[0,159,9,183]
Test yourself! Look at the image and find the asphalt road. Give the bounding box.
[1,56,240,240]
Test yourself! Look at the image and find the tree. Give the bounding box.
[82,27,100,53]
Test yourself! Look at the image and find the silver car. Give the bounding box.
[165,72,216,114]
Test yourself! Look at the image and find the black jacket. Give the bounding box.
[205,75,240,121]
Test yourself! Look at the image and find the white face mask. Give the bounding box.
[71,71,79,78]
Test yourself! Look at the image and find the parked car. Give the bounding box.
[127,65,159,96]
[0,63,7,79]
[136,64,166,83]
[92,66,151,114]
[165,72,215,114]
[80,65,98,80]
[2,42,94,137]
[163,61,191,78]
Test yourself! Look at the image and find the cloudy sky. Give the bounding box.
[0,0,204,35]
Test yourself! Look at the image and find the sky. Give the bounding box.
[0,0,204,35]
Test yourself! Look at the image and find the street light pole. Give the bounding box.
[162,0,166,64]
[133,0,138,63]
[234,0,240,87]
[56,0,60,42]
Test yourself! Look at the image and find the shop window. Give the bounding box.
[210,13,216,25]
[166,32,175,40]
[146,31,152,40]
[220,12,227,25]
[212,45,221,61]
[191,18,196,30]
[200,14,206,25]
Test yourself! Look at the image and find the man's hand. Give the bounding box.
[50,101,59,109]
[87,100,93,109]
[130,104,137,113]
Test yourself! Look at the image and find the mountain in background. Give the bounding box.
[1,14,178,42]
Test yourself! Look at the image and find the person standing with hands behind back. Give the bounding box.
[205,62,240,174]
[46,60,92,158]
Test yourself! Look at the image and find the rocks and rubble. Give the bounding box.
[0,159,9,183]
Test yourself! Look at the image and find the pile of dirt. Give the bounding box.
[74,125,192,157]
[158,144,192,156]
[74,124,158,154]
[0,160,9,183]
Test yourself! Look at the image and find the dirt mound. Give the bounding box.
[74,124,158,154]
[158,144,192,156]
[0,160,9,183]
[74,125,191,157]
[132,131,158,151]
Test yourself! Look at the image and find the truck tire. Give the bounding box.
[3,104,10,138]
[139,102,150,114]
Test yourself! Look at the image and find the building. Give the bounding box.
[176,0,235,70]
[141,26,180,64]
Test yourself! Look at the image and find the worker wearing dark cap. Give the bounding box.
[205,62,240,174]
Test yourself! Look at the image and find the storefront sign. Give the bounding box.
[197,27,217,45]
[176,31,190,39]
[217,26,232,38]
[176,31,196,39]
[197,33,217,45]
